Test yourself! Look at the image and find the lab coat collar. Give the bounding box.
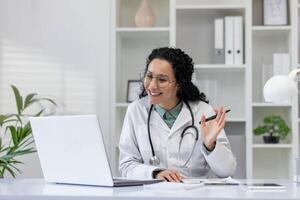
[149,110,170,133]
[169,102,193,138]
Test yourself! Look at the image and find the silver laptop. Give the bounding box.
[30,115,162,187]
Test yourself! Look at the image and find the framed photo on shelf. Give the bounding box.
[126,80,142,103]
[263,0,288,25]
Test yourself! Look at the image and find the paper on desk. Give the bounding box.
[143,182,204,191]
[182,176,240,185]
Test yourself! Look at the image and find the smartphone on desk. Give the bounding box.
[243,183,285,190]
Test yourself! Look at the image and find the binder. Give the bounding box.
[214,18,225,64]
[225,17,234,65]
[273,53,290,76]
[233,16,243,65]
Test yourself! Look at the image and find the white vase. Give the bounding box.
[134,0,156,27]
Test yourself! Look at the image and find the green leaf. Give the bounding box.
[19,122,32,141]
[254,115,290,140]
[4,165,17,178]
[0,114,14,126]
[39,98,57,106]
[8,126,18,146]
[34,109,45,117]
[1,148,35,161]
[23,93,37,110]
[1,86,57,178]
[11,85,23,115]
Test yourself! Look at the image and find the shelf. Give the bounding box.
[194,64,246,70]
[252,102,292,107]
[176,5,245,10]
[176,0,245,9]
[116,27,170,38]
[252,26,291,31]
[252,144,293,149]
[252,26,291,37]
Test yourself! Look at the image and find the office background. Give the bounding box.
[0,0,111,178]
[1,0,300,180]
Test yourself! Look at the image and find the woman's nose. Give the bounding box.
[148,78,159,89]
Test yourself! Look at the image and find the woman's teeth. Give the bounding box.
[150,91,161,96]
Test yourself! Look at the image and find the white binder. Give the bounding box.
[233,16,243,65]
[273,53,290,75]
[225,17,234,65]
[214,18,225,64]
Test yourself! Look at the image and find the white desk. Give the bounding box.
[1,179,300,200]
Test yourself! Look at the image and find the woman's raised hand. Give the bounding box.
[200,107,226,150]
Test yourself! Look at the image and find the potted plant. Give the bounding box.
[253,115,290,144]
[0,85,56,178]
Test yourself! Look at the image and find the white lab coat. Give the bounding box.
[119,97,237,179]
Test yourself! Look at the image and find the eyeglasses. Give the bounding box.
[141,72,176,88]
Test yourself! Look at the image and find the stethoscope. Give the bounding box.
[148,101,199,167]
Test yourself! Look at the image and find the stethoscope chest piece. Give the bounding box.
[149,155,160,166]
[147,101,198,167]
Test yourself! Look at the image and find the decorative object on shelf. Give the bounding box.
[263,0,288,25]
[262,53,293,103]
[253,115,290,144]
[263,68,299,102]
[135,0,156,27]
[0,85,56,178]
[126,80,142,103]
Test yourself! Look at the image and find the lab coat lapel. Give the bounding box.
[169,103,192,138]
[150,109,170,133]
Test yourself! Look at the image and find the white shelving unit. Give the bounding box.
[111,0,300,179]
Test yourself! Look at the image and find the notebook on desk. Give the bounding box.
[243,183,286,190]
[30,115,162,187]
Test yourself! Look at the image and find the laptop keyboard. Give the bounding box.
[113,177,163,187]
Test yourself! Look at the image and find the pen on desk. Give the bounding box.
[199,109,231,124]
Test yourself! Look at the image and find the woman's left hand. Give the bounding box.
[200,107,226,151]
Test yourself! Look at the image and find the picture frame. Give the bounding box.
[126,80,142,103]
[263,0,288,25]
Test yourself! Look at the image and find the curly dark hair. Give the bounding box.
[139,47,208,103]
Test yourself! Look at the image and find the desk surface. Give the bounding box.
[1,179,300,200]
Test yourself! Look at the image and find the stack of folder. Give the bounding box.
[214,16,243,65]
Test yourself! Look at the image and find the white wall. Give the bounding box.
[0,0,111,178]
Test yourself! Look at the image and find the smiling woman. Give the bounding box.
[119,47,237,182]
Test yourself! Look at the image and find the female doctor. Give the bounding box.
[119,47,236,182]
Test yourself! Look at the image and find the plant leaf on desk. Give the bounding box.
[0,85,56,178]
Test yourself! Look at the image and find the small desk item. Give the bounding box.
[182,177,239,186]
[243,183,285,190]
[143,182,204,191]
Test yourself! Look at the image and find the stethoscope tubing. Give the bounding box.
[147,101,199,166]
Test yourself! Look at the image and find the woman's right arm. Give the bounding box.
[118,103,161,179]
